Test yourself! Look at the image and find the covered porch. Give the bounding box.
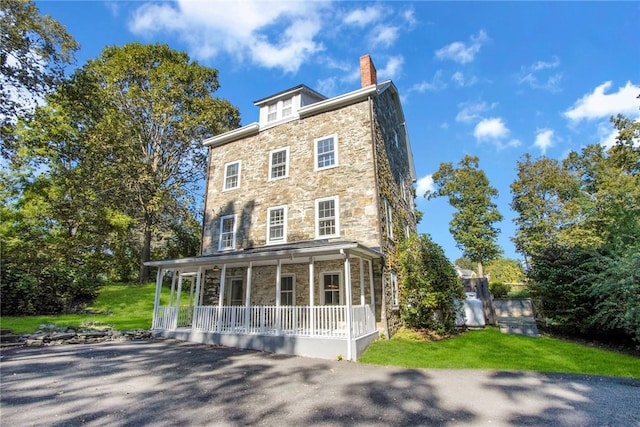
[145,241,382,361]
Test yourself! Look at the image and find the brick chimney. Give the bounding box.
[360,54,377,87]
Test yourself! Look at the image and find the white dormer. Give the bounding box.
[254,85,326,128]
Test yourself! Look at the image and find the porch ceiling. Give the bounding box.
[144,240,382,270]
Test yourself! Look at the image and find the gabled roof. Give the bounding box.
[253,84,326,106]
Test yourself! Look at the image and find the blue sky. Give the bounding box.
[36,1,639,262]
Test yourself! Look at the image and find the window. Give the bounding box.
[322,272,341,305]
[282,98,292,117]
[315,196,339,239]
[218,214,237,250]
[267,205,287,244]
[227,278,244,305]
[384,198,393,240]
[390,272,399,308]
[267,104,277,122]
[280,275,295,305]
[223,161,241,191]
[269,147,289,180]
[314,135,338,170]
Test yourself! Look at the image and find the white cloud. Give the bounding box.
[534,128,555,154]
[371,25,399,48]
[451,71,478,87]
[474,117,510,140]
[401,8,417,28]
[343,6,383,27]
[411,70,446,92]
[128,0,327,73]
[377,55,404,81]
[416,175,435,197]
[519,56,562,92]
[456,101,494,123]
[564,81,640,122]
[435,29,489,64]
[598,123,619,149]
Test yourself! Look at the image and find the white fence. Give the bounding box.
[156,305,376,338]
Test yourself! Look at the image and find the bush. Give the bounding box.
[489,282,511,298]
[399,234,464,334]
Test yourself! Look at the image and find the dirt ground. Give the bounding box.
[1,339,639,426]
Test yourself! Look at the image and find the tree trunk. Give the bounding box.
[477,261,484,278]
[138,222,152,283]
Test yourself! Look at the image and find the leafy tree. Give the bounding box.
[484,258,525,284]
[19,43,240,282]
[426,155,503,277]
[453,257,476,273]
[0,0,78,151]
[399,234,464,334]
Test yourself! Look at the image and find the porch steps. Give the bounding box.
[493,299,539,337]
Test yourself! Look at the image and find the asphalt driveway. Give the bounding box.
[1,339,638,426]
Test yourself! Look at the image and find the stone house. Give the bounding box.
[145,55,417,360]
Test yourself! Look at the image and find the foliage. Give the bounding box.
[489,282,511,298]
[10,42,240,285]
[511,115,640,343]
[359,327,640,379]
[0,0,78,151]
[453,257,476,274]
[0,282,162,333]
[427,155,503,277]
[485,258,525,284]
[398,234,464,334]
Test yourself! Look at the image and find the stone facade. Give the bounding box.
[199,79,415,336]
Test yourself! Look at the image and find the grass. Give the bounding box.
[0,282,160,334]
[359,327,640,379]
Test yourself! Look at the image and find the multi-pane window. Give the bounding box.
[315,135,337,170]
[280,275,294,305]
[322,273,341,305]
[316,196,339,238]
[267,104,277,122]
[267,206,287,244]
[390,272,399,307]
[269,147,289,180]
[218,214,236,250]
[282,98,292,117]
[223,161,241,190]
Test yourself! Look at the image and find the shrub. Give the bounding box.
[489,282,511,298]
[399,234,464,334]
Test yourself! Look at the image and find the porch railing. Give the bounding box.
[156,304,376,339]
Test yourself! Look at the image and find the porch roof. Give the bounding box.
[144,240,382,269]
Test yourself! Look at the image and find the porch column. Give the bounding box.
[368,260,375,310]
[359,258,366,306]
[152,268,163,329]
[275,259,282,334]
[174,273,183,330]
[309,257,315,336]
[245,262,252,333]
[169,270,177,306]
[192,267,203,327]
[188,274,195,307]
[344,251,353,361]
[198,268,205,306]
[216,265,227,333]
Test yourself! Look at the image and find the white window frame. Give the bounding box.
[280,274,296,306]
[268,147,289,181]
[315,196,340,239]
[282,98,292,118]
[384,198,394,240]
[320,271,343,305]
[218,214,237,251]
[223,160,241,191]
[266,205,287,245]
[314,134,338,171]
[390,272,399,308]
[226,277,244,305]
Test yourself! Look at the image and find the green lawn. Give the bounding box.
[0,282,160,334]
[359,327,640,379]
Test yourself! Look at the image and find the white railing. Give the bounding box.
[155,304,377,338]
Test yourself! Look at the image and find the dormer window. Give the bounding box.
[282,98,292,117]
[267,104,278,122]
